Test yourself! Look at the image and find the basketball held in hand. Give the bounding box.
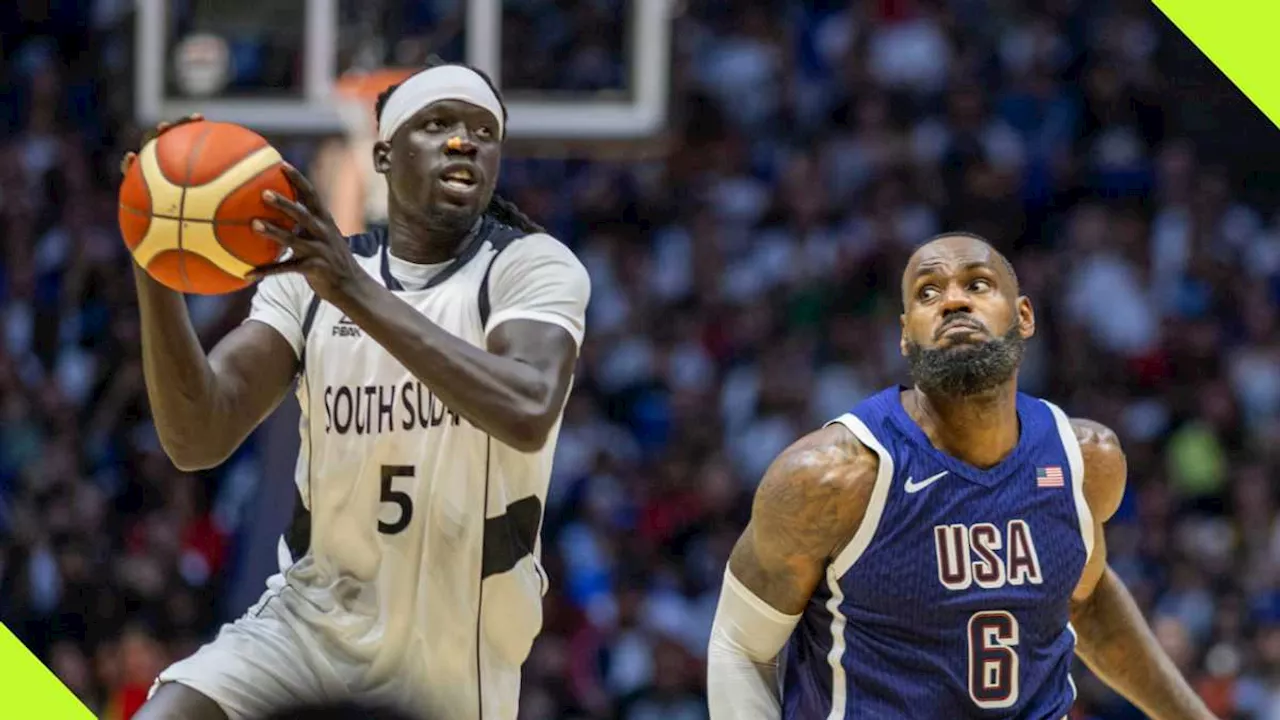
[119,120,296,295]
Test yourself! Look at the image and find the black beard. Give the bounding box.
[424,205,482,239]
[906,324,1025,398]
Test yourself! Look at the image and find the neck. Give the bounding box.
[908,381,1020,469]
[386,210,478,265]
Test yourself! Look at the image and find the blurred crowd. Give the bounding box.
[1,1,1279,719]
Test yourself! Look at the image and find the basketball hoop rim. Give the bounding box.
[333,67,419,141]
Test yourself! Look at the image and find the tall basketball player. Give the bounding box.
[707,234,1215,719]
[125,61,590,720]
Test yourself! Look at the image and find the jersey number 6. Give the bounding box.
[968,611,1020,709]
[379,465,415,535]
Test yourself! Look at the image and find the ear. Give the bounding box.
[372,140,392,175]
[1017,296,1036,340]
[899,313,909,358]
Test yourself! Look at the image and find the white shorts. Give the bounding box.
[154,556,531,720]
[152,587,350,720]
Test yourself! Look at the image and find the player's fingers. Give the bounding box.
[281,165,337,222]
[251,219,304,248]
[262,190,329,238]
[143,114,204,144]
[119,152,137,175]
[247,257,309,280]
[280,164,332,221]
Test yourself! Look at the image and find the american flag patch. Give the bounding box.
[1036,466,1065,488]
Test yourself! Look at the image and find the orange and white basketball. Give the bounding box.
[118,120,296,295]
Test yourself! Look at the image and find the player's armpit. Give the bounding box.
[137,270,299,472]
[728,424,878,615]
[207,320,302,425]
[1068,419,1215,720]
[1069,417,1126,603]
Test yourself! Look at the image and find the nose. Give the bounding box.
[939,285,973,317]
[445,134,477,156]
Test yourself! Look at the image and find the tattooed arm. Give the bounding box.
[707,424,878,719]
[1068,419,1216,720]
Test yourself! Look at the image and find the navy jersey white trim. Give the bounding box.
[782,388,1089,719]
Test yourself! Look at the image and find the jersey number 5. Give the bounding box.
[379,465,415,535]
[968,611,1020,709]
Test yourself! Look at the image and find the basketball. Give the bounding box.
[118,120,295,295]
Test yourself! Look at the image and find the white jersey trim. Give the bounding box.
[822,568,850,720]
[1042,401,1095,563]
[1065,622,1079,704]
[824,413,895,578]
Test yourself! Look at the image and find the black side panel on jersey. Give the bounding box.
[480,495,543,579]
[349,227,384,258]
[285,492,312,562]
[297,294,322,374]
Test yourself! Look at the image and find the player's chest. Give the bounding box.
[300,295,486,441]
[304,287,485,381]
[852,468,1087,611]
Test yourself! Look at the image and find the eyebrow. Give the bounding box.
[911,259,994,279]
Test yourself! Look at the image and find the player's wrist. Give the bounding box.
[325,267,380,313]
[132,261,182,298]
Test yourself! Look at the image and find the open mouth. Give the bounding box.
[440,166,479,192]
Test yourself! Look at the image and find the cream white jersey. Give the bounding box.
[243,218,590,719]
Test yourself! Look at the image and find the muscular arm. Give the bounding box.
[331,273,577,452]
[1068,419,1214,720]
[708,425,877,718]
[135,268,299,471]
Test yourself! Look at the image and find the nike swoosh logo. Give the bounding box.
[904,471,948,494]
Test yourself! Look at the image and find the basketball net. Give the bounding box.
[319,67,416,236]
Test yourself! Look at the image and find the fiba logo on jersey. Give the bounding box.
[172,33,230,97]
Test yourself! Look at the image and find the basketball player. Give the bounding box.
[123,61,590,720]
[707,234,1216,719]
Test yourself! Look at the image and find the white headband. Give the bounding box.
[376,65,504,143]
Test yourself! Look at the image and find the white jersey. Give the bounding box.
[244,218,590,719]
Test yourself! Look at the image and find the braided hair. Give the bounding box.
[374,59,546,235]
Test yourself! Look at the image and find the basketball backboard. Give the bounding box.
[136,0,672,140]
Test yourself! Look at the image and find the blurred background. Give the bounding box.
[2,0,1279,718]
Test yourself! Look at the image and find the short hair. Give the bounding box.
[919,230,1019,291]
[372,58,544,235]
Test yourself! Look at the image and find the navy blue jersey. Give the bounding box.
[781,386,1093,719]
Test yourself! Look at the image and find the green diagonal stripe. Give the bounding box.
[0,623,94,718]
[1154,0,1280,128]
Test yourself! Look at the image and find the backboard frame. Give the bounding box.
[136,0,671,140]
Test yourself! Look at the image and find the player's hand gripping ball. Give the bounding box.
[118,116,297,294]
[248,158,365,305]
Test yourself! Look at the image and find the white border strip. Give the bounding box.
[824,413,895,577]
[818,411,894,718]
[822,571,850,719]
[1043,401,1094,563]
